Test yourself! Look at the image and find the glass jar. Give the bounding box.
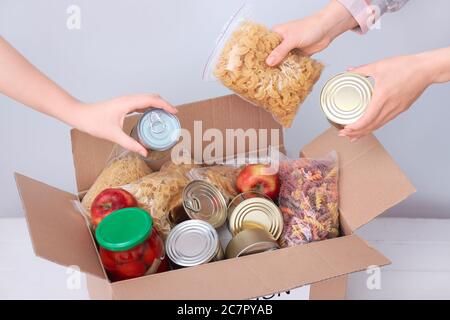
[95,207,168,281]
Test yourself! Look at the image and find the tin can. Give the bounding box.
[131,108,181,161]
[227,191,271,220]
[320,72,373,127]
[166,220,224,268]
[182,180,228,229]
[228,197,283,240]
[225,228,279,259]
[168,205,190,228]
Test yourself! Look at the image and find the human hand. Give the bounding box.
[266,0,358,66]
[339,54,438,140]
[71,94,177,157]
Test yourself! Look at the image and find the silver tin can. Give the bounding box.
[182,180,228,229]
[320,72,373,127]
[131,108,181,161]
[227,191,271,220]
[166,220,224,268]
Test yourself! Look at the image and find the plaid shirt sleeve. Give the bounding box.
[337,0,409,34]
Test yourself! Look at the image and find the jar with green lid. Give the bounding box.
[95,207,168,281]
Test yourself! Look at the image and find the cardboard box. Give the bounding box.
[15,95,415,300]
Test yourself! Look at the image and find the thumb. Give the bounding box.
[113,130,148,158]
[266,40,294,66]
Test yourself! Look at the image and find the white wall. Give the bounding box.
[0,0,449,218]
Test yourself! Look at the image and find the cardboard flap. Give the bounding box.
[110,235,389,300]
[14,173,105,278]
[72,94,284,193]
[301,127,416,233]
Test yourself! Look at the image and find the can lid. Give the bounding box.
[225,228,279,259]
[229,198,283,240]
[166,220,220,267]
[182,181,228,229]
[136,109,181,151]
[320,72,373,125]
[95,208,153,252]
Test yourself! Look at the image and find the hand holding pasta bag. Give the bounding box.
[204,5,324,128]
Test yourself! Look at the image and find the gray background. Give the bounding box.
[0,0,449,218]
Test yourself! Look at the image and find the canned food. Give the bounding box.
[320,72,373,127]
[168,205,190,228]
[182,180,228,229]
[228,197,283,240]
[225,228,279,259]
[166,220,224,268]
[227,191,271,220]
[131,108,181,161]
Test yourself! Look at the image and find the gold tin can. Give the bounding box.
[182,180,228,229]
[227,191,271,220]
[225,228,279,259]
[320,72,373,127]
[228,197,283,240]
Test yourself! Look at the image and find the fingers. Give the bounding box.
[112,130,148,158]
[347,63,374,77]
[266,40,294,66]
[120,94,177,114]
[343,92,384,133]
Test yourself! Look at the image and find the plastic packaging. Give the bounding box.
[278,151,339,247]
[121,165,193,238]
[81,151,152,214]
[187,165,241,202]
[204,5,324,128]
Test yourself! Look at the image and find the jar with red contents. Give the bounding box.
[95,207,168,281]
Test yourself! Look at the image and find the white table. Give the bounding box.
[1,217,449,299]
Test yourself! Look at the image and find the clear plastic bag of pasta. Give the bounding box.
[203,4,324,128]
[187,165,241,203]
[278,151,340,248]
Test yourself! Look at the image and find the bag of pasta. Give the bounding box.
[204,5,323,128]
[187,165,241,202]
[278,151,339,247]
[81,150,152,213]
[121,168,191,238]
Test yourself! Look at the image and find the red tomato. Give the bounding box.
[115,261,147,279]
[148,232,163,258]
[111,244,145,264]
[99,248,117,271]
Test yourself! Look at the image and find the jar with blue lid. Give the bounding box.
[131,109,181,161]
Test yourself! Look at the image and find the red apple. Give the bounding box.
[236,164,280,200]
[91,188,137,227]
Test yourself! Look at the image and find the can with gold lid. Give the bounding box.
[320,72,373,128]
[227,191,271,219]
[225,228,279,259]
[182,180,228,229]
[228,197,283,240]
[166,220,224,268]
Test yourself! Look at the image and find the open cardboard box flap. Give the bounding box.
[15,94,414,299]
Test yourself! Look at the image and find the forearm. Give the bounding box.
[424,47,450,84]
[317,0,359,41]
[0,36,80,126]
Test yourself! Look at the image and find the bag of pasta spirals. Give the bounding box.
[204,5,323,128]
[278,151,340,247]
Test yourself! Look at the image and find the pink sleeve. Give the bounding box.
[337,0,409,34]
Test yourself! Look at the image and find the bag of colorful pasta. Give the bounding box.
[203,4,323,128]
[278,151,339,247]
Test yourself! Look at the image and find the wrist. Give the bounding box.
[317,0,359,41]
